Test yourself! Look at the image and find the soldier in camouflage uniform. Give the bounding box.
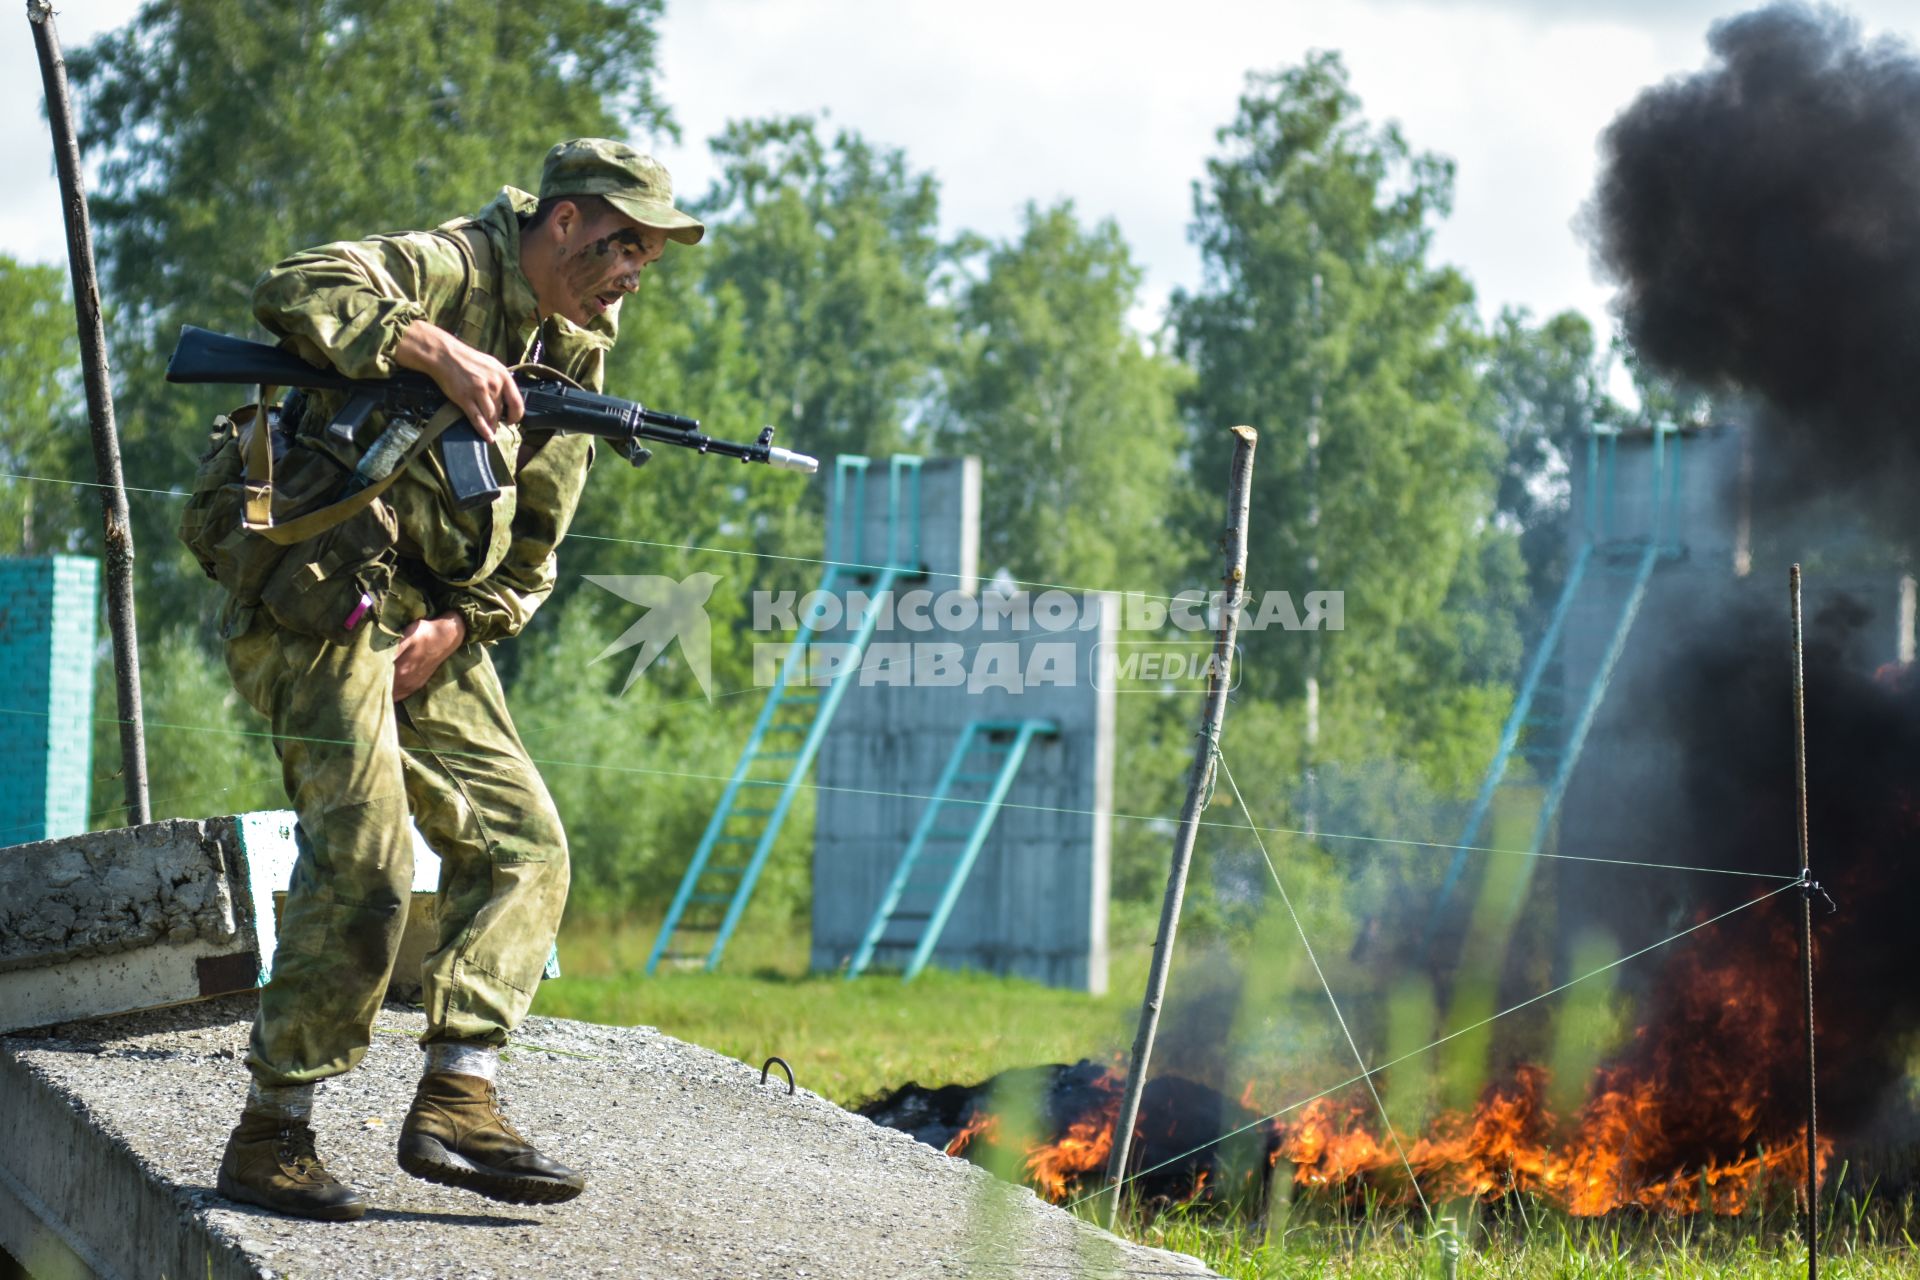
[213,140,703,1221]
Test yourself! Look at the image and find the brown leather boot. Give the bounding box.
[397,1071,585,1204]
[216,1109,368,1221]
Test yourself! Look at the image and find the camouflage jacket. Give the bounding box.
[252,187,614,644]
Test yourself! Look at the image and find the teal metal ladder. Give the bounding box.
[845,717,1057,981]
[647,455,924,974]
[1426,425,1683,949]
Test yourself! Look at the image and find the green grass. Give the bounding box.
[530,908,1154,1104]
[532,912,1918,1276]
[1122,1192,1920,1277]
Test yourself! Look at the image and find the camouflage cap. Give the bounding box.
[539,138,704,245]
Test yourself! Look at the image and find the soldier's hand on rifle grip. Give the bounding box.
[393,320,523,442]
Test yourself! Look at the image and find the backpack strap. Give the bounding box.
[437,221,500,354]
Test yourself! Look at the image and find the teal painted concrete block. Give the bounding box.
[0,556,99,844]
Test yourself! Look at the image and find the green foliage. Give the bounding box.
[1173,51,1520,789]
[1484,307,1616,614]
[71,0,668,340]
[91,626,285,829]
[0,257,94,557]
[1616,334,1716,433]
[505,601,814,919]
[537,249,797,691]
[935,201,1194,943]
[941,201,1189,589]
[1137,1194,1919,1278]
[697,116,951,464]
[1108,695,1206,908]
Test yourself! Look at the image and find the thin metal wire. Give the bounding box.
[0,703,1794,883]
[1066,879,1801,1213]
[568,529,1202,604]
[1225,822,1795,882]
[0,467,1205,605]
[0,468,183,498]
[1218,752,1433,1224]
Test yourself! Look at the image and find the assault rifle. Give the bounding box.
[165,325,817,508]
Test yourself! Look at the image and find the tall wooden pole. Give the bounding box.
[1788,564,1818,1278]
[1102,425,1258,1226]
[27,0,150,826]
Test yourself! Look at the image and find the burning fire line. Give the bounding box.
[1261,1063,1829,1216]
[928,939,1834,1214]
[944,1058,1829,1214]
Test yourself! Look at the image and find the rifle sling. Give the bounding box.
[241,398,467,546]
[240,383,276,533]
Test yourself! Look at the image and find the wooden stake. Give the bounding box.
[27,0,150,826]
[1102,425,1258,1226]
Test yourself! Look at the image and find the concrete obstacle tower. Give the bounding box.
[805,457,1116,992]
[647,455,1115,990]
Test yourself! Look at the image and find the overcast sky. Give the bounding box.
[10,0,1920,362]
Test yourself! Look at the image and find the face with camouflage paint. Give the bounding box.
[525,200,668,327]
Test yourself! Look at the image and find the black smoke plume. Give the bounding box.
[1591,3,1920,549]
[1594,592,1920,1146]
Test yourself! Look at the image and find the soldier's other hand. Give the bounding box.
[393,320,524,442]
[393,612,468,701]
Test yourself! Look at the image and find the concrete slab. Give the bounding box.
[0,996,1217,1279]
[0,815,460,1036]
[0,820,244,973]
[0,819,259,1035]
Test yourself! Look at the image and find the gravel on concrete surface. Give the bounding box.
[1,996,1218,1279]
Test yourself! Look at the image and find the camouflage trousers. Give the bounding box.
[226,607,569,1087]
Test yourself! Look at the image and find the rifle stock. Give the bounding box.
[166,325,367,394]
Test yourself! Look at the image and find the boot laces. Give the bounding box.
[276,1122,329,1181]
[485,1084,529,1145]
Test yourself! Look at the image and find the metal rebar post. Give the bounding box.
[1303,274,1322,839]
[1789,563,1818,1280]
[1102,425,1258,1227]
[28,0,150,825]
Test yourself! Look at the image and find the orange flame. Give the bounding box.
[945,1110,999,1158]
[1025,1103,1118,1200]
[1252,1063,1829,1216]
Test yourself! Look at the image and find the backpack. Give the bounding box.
[176,225,500,637]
